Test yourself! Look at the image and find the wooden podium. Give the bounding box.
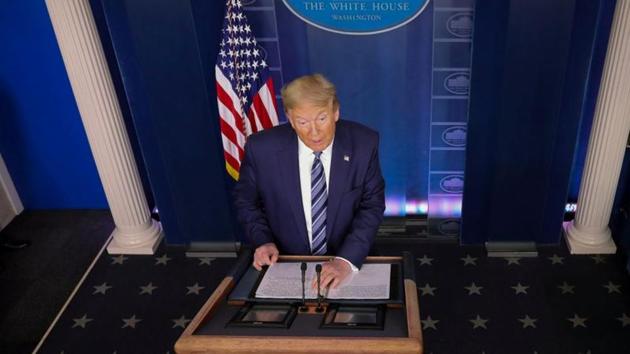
[175,254,423,354]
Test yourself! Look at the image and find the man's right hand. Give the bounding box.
[253,242,279,270]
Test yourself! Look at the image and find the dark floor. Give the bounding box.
[0,210,113,354]
[2,211,630,353]
[379,241,630,354]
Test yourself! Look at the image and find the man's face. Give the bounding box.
[287,100,339,152]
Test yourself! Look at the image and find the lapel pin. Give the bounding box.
[344,155,350,162]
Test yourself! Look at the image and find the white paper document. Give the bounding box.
[254,262,391,299]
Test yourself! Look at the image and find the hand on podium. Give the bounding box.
[253,243,279,270]
[311,258,352,290]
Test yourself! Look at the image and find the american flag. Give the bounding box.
[215,0,280,180]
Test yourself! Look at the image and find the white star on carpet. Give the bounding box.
[93,282,112,295]
[110,255,128,265]
[418,283,437,296]
[422,316,439,330]
[518,315,537,328]
[603,281,621,294]
[558,282,575,294]
[511,283,529,295]
[198,257,214,266]
[548,254,564,265]
[465,282,483,295]
[416,255,433,266]
[461,254,478,266]
[590,255,606,264]
[469,315,488,329]
[186,283,205,295]
[122,315,142,329]
[72,314,93,328]
[172,315,192,329]
[505,257,521,265]
[617,313,630,327]
[567,314,587,328]
[155,254,171,265]
[139,282,158,295]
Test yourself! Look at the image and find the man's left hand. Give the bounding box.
[311,258,352,290]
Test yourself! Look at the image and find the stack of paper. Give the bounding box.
[255,262,391,299]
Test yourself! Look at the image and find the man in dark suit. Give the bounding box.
[233,74,385,288]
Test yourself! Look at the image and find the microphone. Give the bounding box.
[315,264,323,312]
[300,262,307,310]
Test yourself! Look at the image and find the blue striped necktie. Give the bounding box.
[310,151,328,255]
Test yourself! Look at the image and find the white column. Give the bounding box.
[563,0,630,254]
[46,0,163,254]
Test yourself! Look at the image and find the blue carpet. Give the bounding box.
[38,241,630,354]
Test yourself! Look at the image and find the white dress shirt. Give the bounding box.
[297,137,358,271]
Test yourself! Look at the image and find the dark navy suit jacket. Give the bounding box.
[233,120,385,268]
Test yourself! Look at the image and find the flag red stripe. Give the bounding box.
[246,109,260,134]
[252,89,274,129]
[219,119,244,160]
[223,148,240,172]
[216,81,245,135]
[265,77,279,116]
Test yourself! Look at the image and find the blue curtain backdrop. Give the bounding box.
[100,0,236,244]
[461,0,615,244]
[0,0,618,248]
[92,0,612,246]
[97,0,474,244]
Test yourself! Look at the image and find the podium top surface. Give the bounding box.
[228,256,405,305]
[175,254,422,354]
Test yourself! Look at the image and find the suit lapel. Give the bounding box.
[277,132,309,251]
[327,123,352,240]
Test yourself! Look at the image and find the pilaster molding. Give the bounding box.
[46,0,163,254]
[564,0,630,254]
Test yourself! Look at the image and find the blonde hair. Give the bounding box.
[281,74,339,112]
